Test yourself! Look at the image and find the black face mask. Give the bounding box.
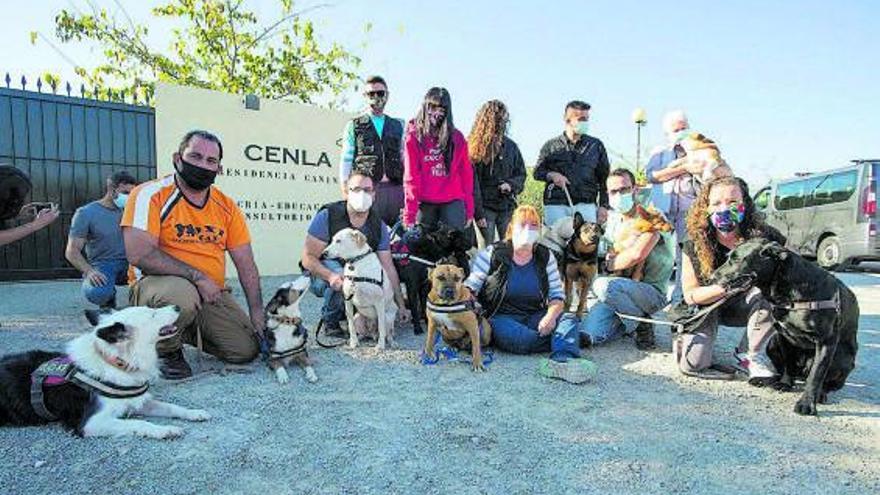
[176,158,217,191]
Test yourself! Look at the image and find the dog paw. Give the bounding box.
[305,368,318,383]
[151,425,185,439]
[747,376,778,388]
[348,337,359,349]
[374,342,386,351]
[184,409,212,422]
[472,363,487,373]
[771,381,794,393]
[793,397,818,416]
[275,367,290,384]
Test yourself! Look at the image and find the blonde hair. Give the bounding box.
[504,205,541,241]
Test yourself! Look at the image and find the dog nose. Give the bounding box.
[172,305,180,312]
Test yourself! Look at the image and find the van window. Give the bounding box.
[809,170,858,206]
[754,188,770,210]
[775,177,821,211]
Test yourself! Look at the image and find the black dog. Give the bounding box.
[391,224,472,334]
[713,239,859,416]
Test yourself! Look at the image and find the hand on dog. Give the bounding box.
[328,273,344,291]
[538,313,557,336]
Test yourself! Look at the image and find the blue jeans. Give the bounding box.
[308,260,344,329]
[543,203,596,227]
[580,277,667,346]
[490,311,581,362]
[81,259,128,307]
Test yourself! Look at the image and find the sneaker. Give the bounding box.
[537,358,597,384]
[159,349,193,380]
[579,332,593,349]
[747,351,778,386]
[634,322,656,350]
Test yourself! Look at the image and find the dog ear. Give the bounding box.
[265,288,287,314]
[96,322,128,344]
[352,230,368,249]
[573,212,584,230]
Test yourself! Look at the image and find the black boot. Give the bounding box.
[159,348,193,380]
[634,322,656,350]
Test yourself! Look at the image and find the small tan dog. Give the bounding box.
[424,264,492,372]
[323,228,397,350]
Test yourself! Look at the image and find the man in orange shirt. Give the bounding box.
[122,130,264,379]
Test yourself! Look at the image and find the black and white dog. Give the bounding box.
[0,305,211,438]
[264,277,318,384]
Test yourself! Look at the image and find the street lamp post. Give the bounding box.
[631,108,647,175]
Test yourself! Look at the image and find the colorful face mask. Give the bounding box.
[709,202,745,232]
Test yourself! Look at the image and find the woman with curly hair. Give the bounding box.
[402,87,473,231]
[677,176,786,381]
[467,100,526,245]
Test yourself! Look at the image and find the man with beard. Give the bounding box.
[338,75,406,227]
[122,130,265,379]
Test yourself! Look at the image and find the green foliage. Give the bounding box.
[46,0,362,104]
[517,170,544,216]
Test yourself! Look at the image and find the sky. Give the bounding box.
[2,0,878,189]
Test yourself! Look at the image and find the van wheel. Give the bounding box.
[817,236,841,270]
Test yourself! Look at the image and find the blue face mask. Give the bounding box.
[574,120,590,135]
[610,193,635,213]
[114,193,128,209]
[709,203,745,232]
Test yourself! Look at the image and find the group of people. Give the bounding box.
[2,73,785,386]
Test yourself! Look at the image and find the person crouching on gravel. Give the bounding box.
[464,205,595,384]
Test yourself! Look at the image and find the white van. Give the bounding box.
[753,159,878,269]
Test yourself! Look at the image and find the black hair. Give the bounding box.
[365,75,387,88]
[178,130,223,161]
[414,87,455,169]
[608,168,636,187]
[564,100,591,115]
[109,171,137,188]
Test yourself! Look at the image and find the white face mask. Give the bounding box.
[114,193,129,209]
[512,225,540,249]
[347,191,373,213]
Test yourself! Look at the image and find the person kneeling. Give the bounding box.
[465,205,595,384]
[580,169,675,350]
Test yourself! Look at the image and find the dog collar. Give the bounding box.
[343,250,373,265]
[772,289,841,314]
[269,314,302,326]
[94,344,136,372]
[426,299,476,314]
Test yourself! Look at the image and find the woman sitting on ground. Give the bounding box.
[465,205,594,384]
[677,176,785,381]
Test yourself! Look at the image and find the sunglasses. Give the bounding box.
[365,90,386,98]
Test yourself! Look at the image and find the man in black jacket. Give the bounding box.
[534,100,610,226]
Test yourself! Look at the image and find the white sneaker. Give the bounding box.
[747,351,777,379]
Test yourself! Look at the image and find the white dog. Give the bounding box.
[323,228,397,350]
[0,305,210,439]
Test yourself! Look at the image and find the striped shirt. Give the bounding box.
[465,245,565,302]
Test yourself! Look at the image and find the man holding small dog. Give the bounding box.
[580,169,675,350]
[301,171,408,336]
[534,100,610,226]
[122,130,265,379]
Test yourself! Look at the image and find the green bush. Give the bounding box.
[517,170,544,216]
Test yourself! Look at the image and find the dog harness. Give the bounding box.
[341,249,386,300]
[421,300,494,367]
[30,356,149,421]
[770,289,841,314]
[266,315,309,359]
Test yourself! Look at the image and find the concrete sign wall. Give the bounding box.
[155,83,352,277]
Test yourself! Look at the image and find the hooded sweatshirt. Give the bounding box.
[402,121,474,226]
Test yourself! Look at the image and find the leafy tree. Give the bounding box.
[35,0,364,105]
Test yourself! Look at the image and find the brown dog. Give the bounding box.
[609,205,673,281]
[425,264,492,372]
[564,213,602,318]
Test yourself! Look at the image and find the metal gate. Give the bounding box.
[0,77,156,281]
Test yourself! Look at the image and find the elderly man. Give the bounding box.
[301,170,408,337]
[66,171,138,309]
[122,130,264,379]
[645,110,706,302]
[534,100,610,226]
[580,168,675,350]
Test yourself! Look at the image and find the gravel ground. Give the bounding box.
[1,273,878,495]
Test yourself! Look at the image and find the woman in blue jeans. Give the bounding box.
[465,205,596,384]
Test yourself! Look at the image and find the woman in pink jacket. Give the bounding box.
[403,87,474,231]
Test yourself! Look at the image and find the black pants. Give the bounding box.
[374,182,404,228]
[417,199,467,231]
